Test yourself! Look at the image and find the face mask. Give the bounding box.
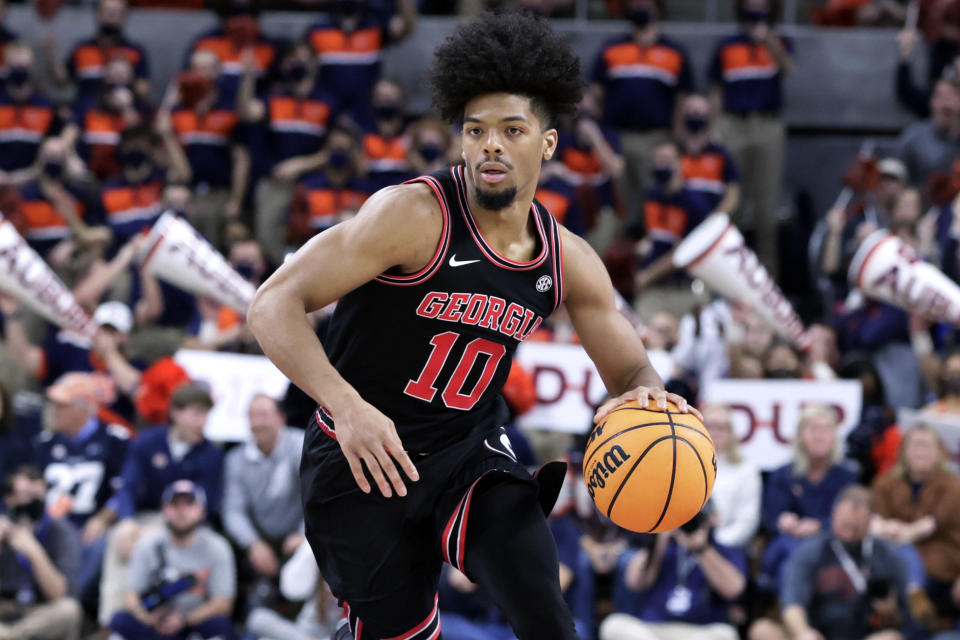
[43,161,63,179]
[741,9,769,24]
[233,261,257,281]
[652,166,673,186]
[10,497,45,523]
[684,116,708,134]
[374,105,401,122]
[625,8,652,29]
[329,149,351,170]
[766,368,796,379]
[7,67,29,88]
[99,23,122,39]
[287,63,308,83]
[418,144,444,163]
[120,149,150,170]
[943,375,960,396]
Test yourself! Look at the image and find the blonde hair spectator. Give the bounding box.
[791,404,842,476]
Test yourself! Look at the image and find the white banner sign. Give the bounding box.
[173,349,290,442]
[702,379,863,471]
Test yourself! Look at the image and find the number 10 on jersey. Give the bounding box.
[404,331,506,410]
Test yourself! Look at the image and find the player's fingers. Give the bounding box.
[650,388,668,410]
[342,450,372,494]
[386,441,420,483]
[360,449,394,498]
[371,445,408,497]
[666,393,689,412]
[593,396,623,423]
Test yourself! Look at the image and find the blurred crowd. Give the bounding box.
[1,0,960,639]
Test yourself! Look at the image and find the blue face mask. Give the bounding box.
[741,9,770,24]
[652,167,673,186]
[374,105,401,122]
[684,116,708,134]
[625,8,652,29]
[329,149,351,170]
[418,144,444,163]
[120,149,151,170]
[7,67,29,87]
[287,63,308,83]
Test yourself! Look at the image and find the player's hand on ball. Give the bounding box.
[593,386,702,424]
[336,398,419,498]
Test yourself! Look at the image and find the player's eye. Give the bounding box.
[467,127,482,136]
[507,127,523,136]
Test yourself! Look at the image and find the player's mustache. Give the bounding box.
[475,158,513,171]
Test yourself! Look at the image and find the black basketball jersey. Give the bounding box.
[319,165,564,452]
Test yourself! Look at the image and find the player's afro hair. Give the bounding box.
[429,11,584,128]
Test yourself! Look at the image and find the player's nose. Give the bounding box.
[482,130,504,156]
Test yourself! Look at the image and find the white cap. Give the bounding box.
[877,158,908,182]
[93,301,133,334]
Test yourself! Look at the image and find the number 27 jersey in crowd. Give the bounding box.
[318,165,564,452]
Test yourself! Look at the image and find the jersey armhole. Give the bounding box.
[374,176,451,287]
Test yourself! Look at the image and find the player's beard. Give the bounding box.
[475,185,517,211]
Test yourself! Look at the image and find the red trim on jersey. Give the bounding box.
[314,408,337,441]
[376,175,451,286]
[382,594,440,640]
[556,217,566,306]
[452,166,549,271]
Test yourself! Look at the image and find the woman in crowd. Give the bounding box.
[702,403,761,548]
[872,423,960,625]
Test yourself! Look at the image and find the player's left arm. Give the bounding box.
[559,227,701,424]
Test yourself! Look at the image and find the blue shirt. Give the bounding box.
[170,89,247,189]
[681,142,739,212]
[626,540,747,624]
[710,33,792,115]
[261,87,340,169]
[762,463,857,534]
[109,426,223,520]
[642,185,713,266]
[33,418,129,528]
[306,10,393,115]
[591,34,693,131]
[65,35,149,99]
[0,88,60,171]
[17,181,98,257]
[96,172,165,253]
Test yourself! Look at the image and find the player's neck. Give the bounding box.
[465,184,538,257]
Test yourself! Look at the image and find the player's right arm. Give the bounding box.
[248,182,442,498]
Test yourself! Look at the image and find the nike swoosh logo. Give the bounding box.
[449,255,481,268]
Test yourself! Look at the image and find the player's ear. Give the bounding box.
[542,128,558,162]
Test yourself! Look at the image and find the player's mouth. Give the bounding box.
[478,162,509,184]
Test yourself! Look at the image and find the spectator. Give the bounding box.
[0,465,82,640]
[634,140,712,294]
[840,356,901,484]
[763,339,802,378]
[305,0,417,117]
[184,0,279,102]
[287,126,373,244]
[98,383,222,624]
[240,39,339,265]
[553,94,625,238]
[62,56,149,181]
[0,43,62,187]
[536,162,588,236]
[923,350,960,415]
[672,300,734,385]
[0,380,33,485]
[590,0,693,223]
[93,125,165,253]
[406,116,455,177]
[872,424,960,623]
[223,394,304,600]
[749,485,909,640]
[52,0,150,101]
[157,48,250,249]
[11,137,107,260]
[702,404,761,548]
[361,78,413,189]
[896,76,960,186]
[0,0,16,81]
[109,480,236,640]
[676,94,740,217]
[710,0,793,277]
[600,507,747,640]
[893,28,956,119]
[760,405,857,589]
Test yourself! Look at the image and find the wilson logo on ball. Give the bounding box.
[586,444,631,498]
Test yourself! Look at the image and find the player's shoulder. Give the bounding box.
[357,180,442,228]
[557,228,608,298]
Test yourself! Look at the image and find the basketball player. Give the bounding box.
[248,12,699,640]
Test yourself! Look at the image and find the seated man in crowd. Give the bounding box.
[98,383,223,625]
[749,485,909,640]
[601,506,747,640]
[0,465,82,640]
[109,480,235,640]
[223,394,304,607]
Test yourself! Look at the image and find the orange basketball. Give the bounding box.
[583,400,716,533]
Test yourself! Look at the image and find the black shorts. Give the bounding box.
[300,413,565,638]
